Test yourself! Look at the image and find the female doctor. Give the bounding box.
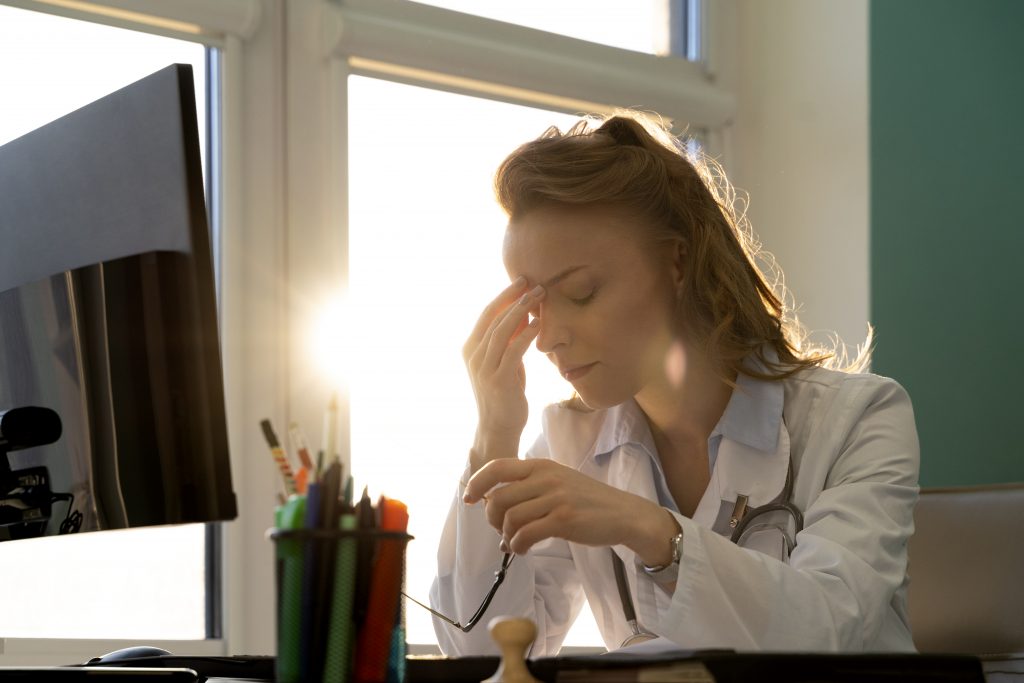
[428,113,920,655]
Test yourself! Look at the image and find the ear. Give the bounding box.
[670,239,687,290]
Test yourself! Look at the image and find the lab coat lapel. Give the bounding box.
[715,419,791,508]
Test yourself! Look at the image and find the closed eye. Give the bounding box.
[569,290,596,306]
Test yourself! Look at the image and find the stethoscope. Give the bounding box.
[611,548,660,646]
[610,457,803,648]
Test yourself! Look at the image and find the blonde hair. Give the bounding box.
[494,111,870,382]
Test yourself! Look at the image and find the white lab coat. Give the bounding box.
[430,364,920,655]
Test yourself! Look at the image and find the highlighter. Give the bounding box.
[276,495,307,683]
[323,512,358,683]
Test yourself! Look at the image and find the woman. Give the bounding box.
[428,113,919,655]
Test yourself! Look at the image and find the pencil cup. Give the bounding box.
[268,526,412,683]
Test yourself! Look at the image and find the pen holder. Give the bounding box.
[268,526,413,683]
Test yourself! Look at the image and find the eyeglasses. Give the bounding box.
[402,552,515,632]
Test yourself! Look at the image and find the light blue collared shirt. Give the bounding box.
[591,370,784,514]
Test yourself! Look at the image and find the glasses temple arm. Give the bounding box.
[401,553,516,633]
[460,553,515,631]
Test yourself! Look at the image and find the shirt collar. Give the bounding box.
[590,399,656,461]
[588,354,784,461]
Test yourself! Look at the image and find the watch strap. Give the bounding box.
[641,531,683,582]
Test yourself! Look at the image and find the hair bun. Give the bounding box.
[599,117,645,147]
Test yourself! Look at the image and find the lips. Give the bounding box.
[560,362,597,381]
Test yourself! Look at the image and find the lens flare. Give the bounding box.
[310,294,352,389]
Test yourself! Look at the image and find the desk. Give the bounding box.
[406,651,989,683]
[4,651,1005,682]
[982,654,1024,683]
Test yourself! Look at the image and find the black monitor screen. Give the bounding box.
[0,64,236,540]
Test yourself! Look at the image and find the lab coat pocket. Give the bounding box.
[734,508,796,562]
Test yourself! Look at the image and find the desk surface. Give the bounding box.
[3,651,1000,682]
[407,651,988,683]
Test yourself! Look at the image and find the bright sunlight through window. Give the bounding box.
[347,76,605,647]
[0,5,209,639]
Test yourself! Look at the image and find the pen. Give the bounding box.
[260,419,297,495]
[310,460,343,678]
[299,480,323,682]
[352,486,376,630]
[343,474,354,508]
[289,421,316,471]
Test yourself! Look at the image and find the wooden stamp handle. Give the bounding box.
[482,616,541,683]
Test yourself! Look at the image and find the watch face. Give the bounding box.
[670,532,684,563]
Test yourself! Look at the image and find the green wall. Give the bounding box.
[870,1,1024,486]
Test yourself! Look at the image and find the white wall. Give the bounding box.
[724,0,870,355]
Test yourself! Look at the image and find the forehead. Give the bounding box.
[502,205,654,280]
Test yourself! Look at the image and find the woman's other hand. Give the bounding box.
[463,458,680,568]
[464,276,545,472]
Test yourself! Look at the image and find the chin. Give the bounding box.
[572,386,633,411]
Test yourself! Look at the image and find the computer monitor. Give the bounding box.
[0,64,236,540]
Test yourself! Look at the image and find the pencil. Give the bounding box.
[288,421,316,471]
[260,419,297,495]
[323,393,339,464]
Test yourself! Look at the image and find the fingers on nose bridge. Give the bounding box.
[534,303,567,352]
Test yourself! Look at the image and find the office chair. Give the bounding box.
[907,483,1024,654]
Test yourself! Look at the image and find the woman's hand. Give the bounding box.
[463,277,545,470]
[463,458,680,566]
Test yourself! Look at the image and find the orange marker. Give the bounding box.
[355,497,409,683]
[288,422,314,494]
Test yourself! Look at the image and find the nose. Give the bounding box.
[534,302,569,354]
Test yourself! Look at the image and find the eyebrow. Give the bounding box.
[541,265,589,288]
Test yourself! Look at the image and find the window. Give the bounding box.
[0,0,727,657]
[327,0,725,650]
[0,4,214,640]
[347,76,604,645]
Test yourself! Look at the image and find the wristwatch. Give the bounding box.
[641,531,684,582]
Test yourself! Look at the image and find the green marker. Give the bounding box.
[277,495,307,683]
[323,513,358,683]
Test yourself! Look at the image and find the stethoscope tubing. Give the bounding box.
[611,551,658,647]
[730,459,804,545]
[615,458,804,644]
